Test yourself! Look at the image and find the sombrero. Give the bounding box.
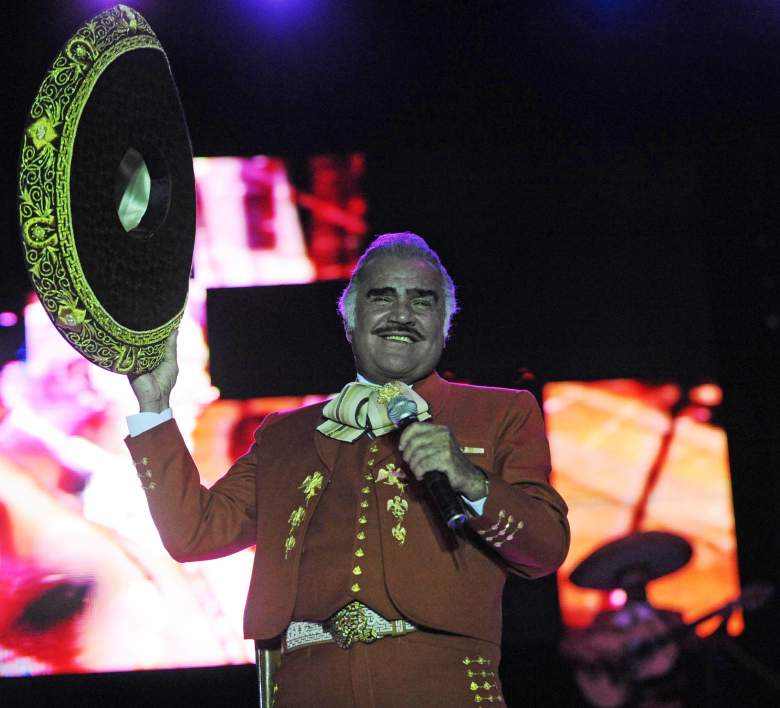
[18,4,195,374]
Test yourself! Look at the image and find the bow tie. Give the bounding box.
[316,380,431,442]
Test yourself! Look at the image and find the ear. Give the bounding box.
[344,326,353,344]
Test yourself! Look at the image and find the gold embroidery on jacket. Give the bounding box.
[283,470,324,559]
[300,471,324,502]
[376,462,409,546]
[133,457,157,491]
[376,462,406,491]
[386,496,409,545]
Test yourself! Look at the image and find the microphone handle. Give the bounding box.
[422,470,468,529]
[394,414,467,529]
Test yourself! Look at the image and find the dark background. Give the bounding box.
[2,1,778,705]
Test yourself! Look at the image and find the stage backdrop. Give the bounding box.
[0,153,366,675]
[544,379,741,636]
[0,154,740,675]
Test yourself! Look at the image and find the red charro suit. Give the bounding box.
[126,372,569,705]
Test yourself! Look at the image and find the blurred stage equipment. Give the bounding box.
[18,4,195,374]
[570,531,693,596]
[564,532,776,707]
[206,280,354,398]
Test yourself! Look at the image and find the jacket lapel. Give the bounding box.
[371,431,400,467]
[313,428,342,474]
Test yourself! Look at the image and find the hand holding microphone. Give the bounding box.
[387,395,484,529]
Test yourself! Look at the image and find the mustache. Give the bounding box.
[374,325,421,340]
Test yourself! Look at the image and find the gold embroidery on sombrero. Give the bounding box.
[18,5,177,373]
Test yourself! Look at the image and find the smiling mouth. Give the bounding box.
[381,334,415,344]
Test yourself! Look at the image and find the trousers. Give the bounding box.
[274,630,505,707]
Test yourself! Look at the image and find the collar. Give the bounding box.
[354,370,448,416]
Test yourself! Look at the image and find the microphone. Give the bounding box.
[386,395,468,529]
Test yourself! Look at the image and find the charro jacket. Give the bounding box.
[125,372,570,646]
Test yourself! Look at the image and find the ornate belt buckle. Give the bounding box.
[325,602,379,649]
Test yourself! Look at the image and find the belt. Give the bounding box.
[284,601,417,653]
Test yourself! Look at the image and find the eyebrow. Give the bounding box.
[365,287,439,301]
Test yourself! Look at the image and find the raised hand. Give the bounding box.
[128,330,179,413]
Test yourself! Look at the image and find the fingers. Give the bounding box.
[398,423,458,479]
[127,329,178,380]
[404,449,444,479]
[398,422,443,461]
[126,329,179,412]
[398,421,429,452]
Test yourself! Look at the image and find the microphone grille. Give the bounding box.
[386,395,418,426]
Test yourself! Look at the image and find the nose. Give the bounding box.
[388,298,414,324]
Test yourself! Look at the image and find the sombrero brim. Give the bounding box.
[18,4,195,374]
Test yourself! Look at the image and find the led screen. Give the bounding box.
[543,380,742,636]
[0,154,742,674]
[0,153,365,675]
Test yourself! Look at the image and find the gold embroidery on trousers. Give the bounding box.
[463,656,491,666]
[463,657,503,704]
[470,681,495,691]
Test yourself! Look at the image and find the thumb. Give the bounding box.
[163,329,179,365]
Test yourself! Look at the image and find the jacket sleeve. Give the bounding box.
[124,416,269,562]
[467,390,570,578]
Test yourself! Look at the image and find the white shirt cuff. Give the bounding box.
[127,408,173,437]
[461,495,487,516]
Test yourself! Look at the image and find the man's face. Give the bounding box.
[350,255,446,384]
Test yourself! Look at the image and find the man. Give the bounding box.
[126,232,570,706]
